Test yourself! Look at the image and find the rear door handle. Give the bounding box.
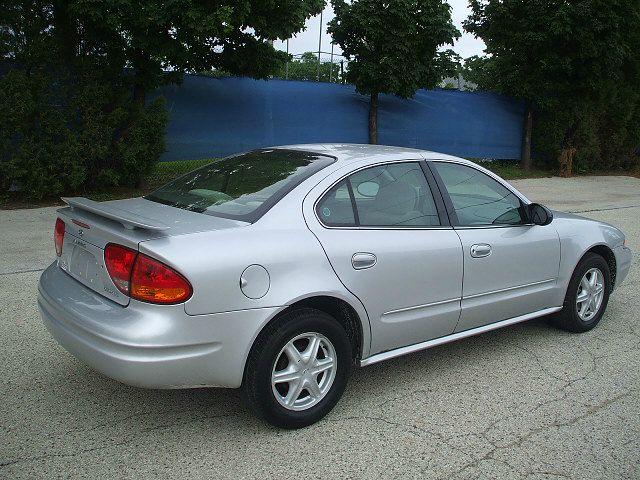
[352,252,377,270]
[470,243,492,258]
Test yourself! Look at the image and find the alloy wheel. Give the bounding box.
[271,332,337,411]
[576,267,605,322]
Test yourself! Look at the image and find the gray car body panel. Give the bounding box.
[550,210,631,300]
[39,144,633,389]
[38,262,281,388]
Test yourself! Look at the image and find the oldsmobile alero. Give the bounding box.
[38,144,632,428]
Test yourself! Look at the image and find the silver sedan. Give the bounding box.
[38,144,632,428]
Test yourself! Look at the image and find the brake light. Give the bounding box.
[104,243,192,304]
[130,254,193,304]
[104,244,137,295]
[54,218,65,256]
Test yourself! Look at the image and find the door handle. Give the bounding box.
[470,243,492,258]
[352,252,377,270]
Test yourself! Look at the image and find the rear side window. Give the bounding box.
[316,180,356,227]
[433,162,526,226]
[146,149,335,222]
[316,162,441,227]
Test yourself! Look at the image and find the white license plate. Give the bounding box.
[69,244,101,287]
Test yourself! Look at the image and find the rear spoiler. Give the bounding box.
[61,197,170,231]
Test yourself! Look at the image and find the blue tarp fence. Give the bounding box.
[152,75,525,161]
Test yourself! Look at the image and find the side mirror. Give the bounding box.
[528,203,553,226]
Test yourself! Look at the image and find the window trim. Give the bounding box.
[426,160,534,229]
[314,159,451,230]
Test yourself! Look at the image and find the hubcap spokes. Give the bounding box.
[271,332,337,411]
[576,268,604,322]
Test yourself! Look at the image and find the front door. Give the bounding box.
[305,160,464,355]
[430,161,561,332]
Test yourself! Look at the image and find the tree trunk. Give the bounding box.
[369,92,378,145]
[521,106,533,170]
[558,121,579,177]
[558,148,577,177]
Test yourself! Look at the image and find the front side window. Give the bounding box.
[316,162,441,227]
[146,149,335,222]
[433,162,526,226]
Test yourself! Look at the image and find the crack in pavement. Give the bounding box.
[512,342,602,395]
[0,267,45,276]
[449,389,635,478]
[0,411,241,469]
[567,204,640,213]
[354,339,635,480]
[327,413,478,470]
[525,469,572,479]
[60,405,205,436]
[333,327,631,479]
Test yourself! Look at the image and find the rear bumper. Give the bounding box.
[613,245,632,289]
[38,263,280,389]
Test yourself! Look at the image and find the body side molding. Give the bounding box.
[360,306,562,367]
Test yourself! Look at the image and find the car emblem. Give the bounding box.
[78,228,84,236]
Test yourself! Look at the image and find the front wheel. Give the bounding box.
[553,252,611,333]
[242,308,352,428]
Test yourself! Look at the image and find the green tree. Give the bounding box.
[437,49,463,83]
[458,55,497,91]
[1,0,325,198]
[276,52,342,83]
[69,0,325,106]
[465,0,640,172]
[328,0,459,144]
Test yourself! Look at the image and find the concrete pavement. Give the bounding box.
[1,175,638,479]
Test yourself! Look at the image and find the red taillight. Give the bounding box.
[104,244,137,295]
[130,254,193,304]
[104,243,192,304]
[54,218,65,256]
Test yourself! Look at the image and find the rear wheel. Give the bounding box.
[554,252,611,333]
[242,308,352,428]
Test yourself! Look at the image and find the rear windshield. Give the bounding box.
[145,149,335,222]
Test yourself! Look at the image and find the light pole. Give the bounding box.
[317,10,323,81]
[329,43,334,83]
[285,39,289,80]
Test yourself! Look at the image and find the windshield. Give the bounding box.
[145,149,335,222]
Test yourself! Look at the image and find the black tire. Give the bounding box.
[242,307,352,429]
[553,252,611,333]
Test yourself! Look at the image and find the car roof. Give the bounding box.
[270,143,532,206]
[273,143,470,165]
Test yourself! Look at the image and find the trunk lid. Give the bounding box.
[56,197,247,305]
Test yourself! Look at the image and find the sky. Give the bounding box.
[273,0,486,61]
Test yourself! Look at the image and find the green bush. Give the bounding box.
[0,69,168,199]
[532,84,640,172]
[0,69,86,196]
[116,98,168,188]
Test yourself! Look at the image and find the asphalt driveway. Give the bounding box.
[1,175,638,479]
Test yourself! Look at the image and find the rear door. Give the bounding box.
[429,161,561,332]
[304,160,463,355]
